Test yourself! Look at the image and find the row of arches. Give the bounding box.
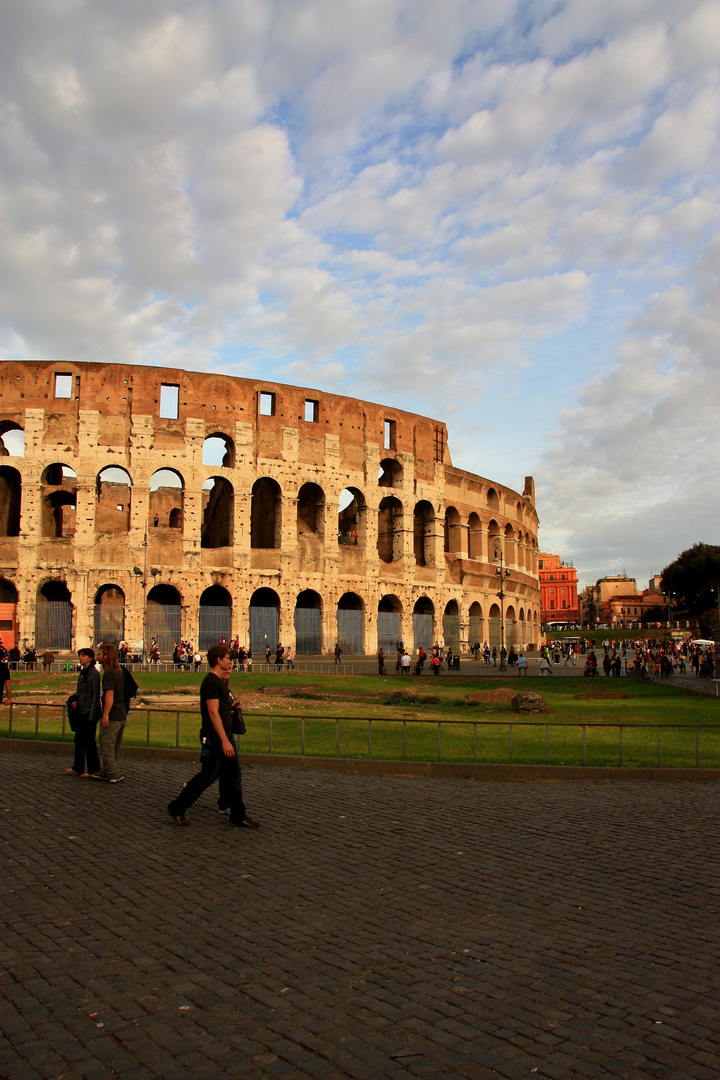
[0,577,539,656]
[0,465,537,569]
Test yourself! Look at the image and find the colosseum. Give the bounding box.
[0,360,541,658]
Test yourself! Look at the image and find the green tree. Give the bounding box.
[661,543,720,616]
[640,604,666,625]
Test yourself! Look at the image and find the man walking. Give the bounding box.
[167,644,259,829]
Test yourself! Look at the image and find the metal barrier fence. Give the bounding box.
[2,702,719,768]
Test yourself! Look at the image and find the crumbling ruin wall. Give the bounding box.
[0,360,541,653]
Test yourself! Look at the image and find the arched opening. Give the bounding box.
[442,599,460,653]
[444,507,461,554]
[251,478,281,549]
[0,578,19,650]
[468,601,483,648]
[149,469,184,530]
[488,519,500,561]
[294,589,322,655]
[36,580,73,650]
[41,464,77,538]
[297,482,325,541]
[378,458,402,488]
[377,595,403,653]
[468,513,482,560]
[489,602,501,652]
[201,478,234,548]
[336,592,364,654]
[487,488,499,511]
[146,584,182,655]
[202,432,235,469]
[506,604,516,651]
[504,523,515,566]
[0,466,21,537]
[413,501,434,566]
[249,587,280,656]
[94,585,125,645]
[0,422,24,458]
[199,585,232,650]
[412,596,434,652]
[518,607,526,651]
[377,496,403,563]
[338,488,365,547]
[96,467,131,533]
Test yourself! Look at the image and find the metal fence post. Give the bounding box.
[335,718,340,758]
[301,717,305,756]
[583,725,586,766]
[368,719,372,760]
[545,724,549,765]
[403,720,407,761]
[175,712,180,749]
[146,710,151,748]
[509,723,513,764]
[437,722,441,762]
[473,723,477,763]
[696,726,700,769]
[619,726,623,766]
[35,704,39,740]
[269,716,272,754]
[657,726,661,768]
[7,701,12,739]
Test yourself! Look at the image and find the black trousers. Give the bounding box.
[72,715,100,775]
[169,736,247,824]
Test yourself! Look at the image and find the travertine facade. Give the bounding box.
[0,360,541,655]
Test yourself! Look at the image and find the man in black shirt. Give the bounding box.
[167,644,259,829]
[0,658,11,704]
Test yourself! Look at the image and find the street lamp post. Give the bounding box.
[493,540,511,672]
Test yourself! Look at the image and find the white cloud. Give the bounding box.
[0,0,718,584]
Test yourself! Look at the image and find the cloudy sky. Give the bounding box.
[2,0,719,587]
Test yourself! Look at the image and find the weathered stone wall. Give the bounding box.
[0,360,541,653]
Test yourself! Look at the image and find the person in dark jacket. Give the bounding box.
[64,648,101,777]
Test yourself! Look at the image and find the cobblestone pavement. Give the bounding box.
[1,754,718,1080]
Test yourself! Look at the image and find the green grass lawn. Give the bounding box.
[2,670,718,767]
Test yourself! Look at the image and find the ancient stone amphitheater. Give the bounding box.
[0,361,540,656]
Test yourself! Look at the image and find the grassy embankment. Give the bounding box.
[2,669,718,767]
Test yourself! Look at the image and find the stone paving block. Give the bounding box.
[1,755,719,1080]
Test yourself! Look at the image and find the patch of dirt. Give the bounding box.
[575,692,629,700]
[467,688,518,702]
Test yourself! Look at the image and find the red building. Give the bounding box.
[539,552,579,626]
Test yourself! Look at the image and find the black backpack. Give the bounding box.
[121,665,139,709]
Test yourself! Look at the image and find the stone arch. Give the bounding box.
[444,506,461,554]
[489,602,501,651]
[378,458,403,488]
[487,518,500,561]
[297,482,325,541]
[96,467,132,534]
[518,607,526,650]
[504,522,515,565]
[149,469,184,530]
[202,432,235,469]
[442,599,460,653]
[94,584,125,645]
[338,487,365,548]
[251,477,282,549]
[199,584,232,649]
[468,512,482,560]
[506,604,516,650]
[249,587,280,656]
[468,600,483,647]
[412,595,434,652]
[36,579,73,650]
[413,500,434,566]
[0,466,21,537]
[377,495,403,563]
[0,421,24,458]
[41,464,77,538]
[336,592,364,654]
[146,584,182,654]
[294,589,323,655]
[487,487,499,510]
[201,477,234,548]
[0,578,19,650]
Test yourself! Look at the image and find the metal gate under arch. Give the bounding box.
[336,610,363,654]
[35,602,72,651]
[442,614,460,653]
[377,612,403,653]
[94,603,124,646]
[249,606,279,657]
[412,613,433,652]
[199,606,232,651]
[294,608,322,654]
[146,603,181,655]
